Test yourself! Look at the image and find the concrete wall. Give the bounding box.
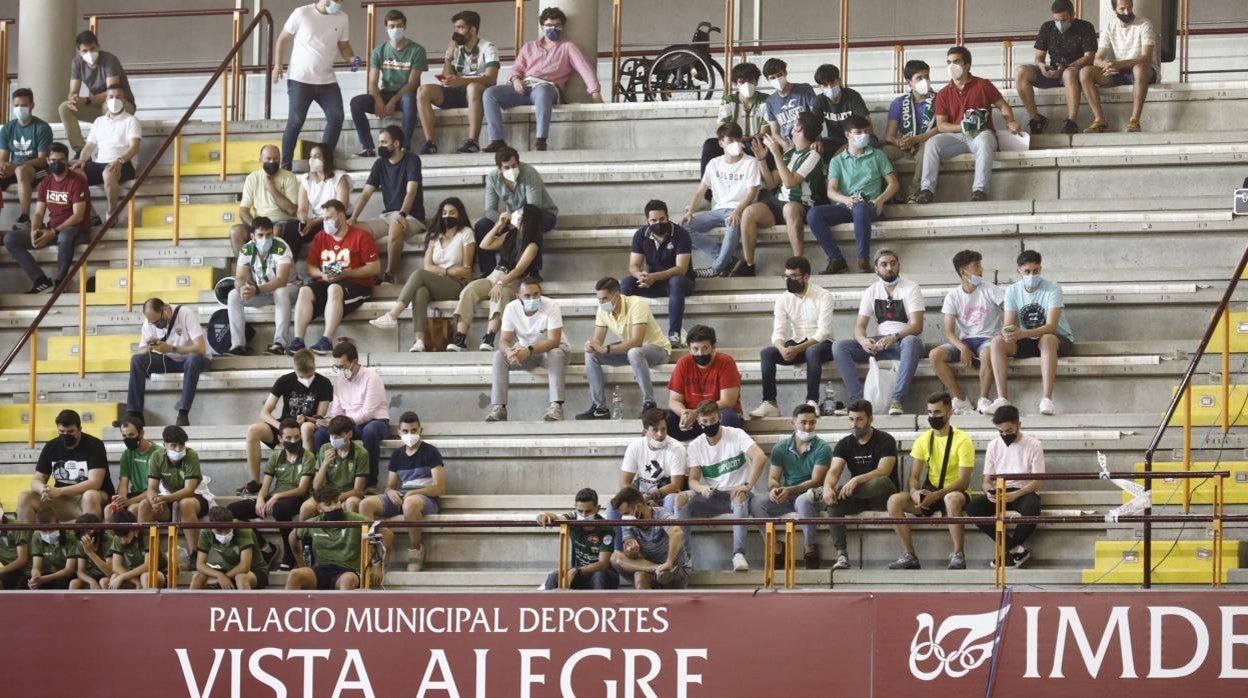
[0,0,1242,79]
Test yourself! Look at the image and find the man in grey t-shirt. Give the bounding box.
[58,30,136,153]
[609,487,691,589]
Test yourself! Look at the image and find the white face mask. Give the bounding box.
[214,531,234,545]
[736,82,755,99]
[502,167,519,184]
[323,217,339,235]
[387,27,406,43]
[107,97,124,115]
[166,449,186,462]
[12,106,30,122]
[647,436,668,450]
[913,78,930,96]
[849,133,871,150]
[769,76,787,90]
[401,433,421,448]
[308,157,324,173]
[83,51,99,67]
[575,512,595,521]
[599,301,614,314]
[40,531,60,544]
[510,207,525,229]
[724,141,743,157]
[947,62,965,81]
[297,376,315,388]
[794,429,816,442]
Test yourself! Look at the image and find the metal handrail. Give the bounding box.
[0,11,277,446]
[360,1,525,66]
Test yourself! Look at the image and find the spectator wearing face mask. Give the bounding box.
[883,60,938,201]
[811,63,873,155]
[350,9,426,157]
[223,217,299,357]
[680,122,761,279]
[749,256,835,420]
[312,342,390,487]
[58,30,135,154]
[127,297,211,428]
[536,488,619,590]
[416,10,500,154]
[705,62,769,185]
[227,145,303,258]
[141,425,216,561]
[819,399,900,571]
[1015,0,1097,135]
[296,143,352,241]
[760,58,817,148]
[238,349,332,497]
[964,405,1045,568]
[1079,0,1158,133]
[228,418,317,571]
[485,277,569,423]
[70,84,140,219]
[290,199,381,355]
[18,409,113,524]
[359,412,446,572]
[749,404,830,570]
[303,417,371,521]
[0,88,54,231]
[665,325,744,441]
[112,415,161,522]
[28,508,79,590]
[931,250,1005,417]
[3,141,91,294]
[620,200,694,347]
[348,125,426,284]
[451,203,545,352]
[191,506,269,590]
[577,276,671,420]
[474,148,557,276]
[987,249,1074,416]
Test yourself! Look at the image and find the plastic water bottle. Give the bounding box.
[819,382,840,417]
[611,387,625,420]
[350,56,362,72]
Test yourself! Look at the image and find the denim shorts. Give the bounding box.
[938,336,992,363]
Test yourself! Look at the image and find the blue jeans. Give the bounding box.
[313,419,390,487]
[586,344,669,406]
[807,201,878,263]
[686,208,740,272]
[620,275,693,336]
[760,341,834,403]
[831,335,923,403]
[127,352,211,414]
[283,80,345,169]
[350,90,419,150]
[3,227,85,283]
[483,83,559,142]
[749,492,821,547]
[472,211,556,275]
[679,489,750,556]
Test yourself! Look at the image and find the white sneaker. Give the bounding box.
[408,339,425,353]
[748,401,780,419]
[976,397,995,415]
[805,399,819,409]
[369,314,397,329]
[1038,397,1056,415]
[543,402,564,422]
[951,397,971,414]
[732,552,749,572]
[987,397,1010,414]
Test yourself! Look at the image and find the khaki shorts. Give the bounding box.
[362,211,427,244]
[40,490,106,520]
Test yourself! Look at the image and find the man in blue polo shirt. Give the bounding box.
[620,200,694,347]
[358,412,445,572]
[750,403,829,569]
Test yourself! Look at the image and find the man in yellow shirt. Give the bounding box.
[577,277,671,419]
[886,391,974,570]
[227,144,302,257]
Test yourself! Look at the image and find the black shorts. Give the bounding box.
[159,493,209,517]
[82,160,136,186]
[0,571,28,590]
[1013,334,1074,360]
[306,280,371,320]
[0,166,47,190]
[253,569,269,590]
[916,487,967,516]
[313,563,358,590]
[759,191,808,223]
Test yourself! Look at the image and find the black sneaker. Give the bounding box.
[575,405,610,420]
[13,213,30,230]
[693,266,721,279]
[176,410,191,427]
[970,189,988,202]
[821,258,848,275]
[1061,119,1078,135]
[456,139,481,154]
[380,273,397,285]
[264,343,285,355]
[535,138,548,151]
[912,189,934,204]
[354,148,376,158]
[482,140,508,153]
[478,331,496,351]
[26,277,53,294]
[1009,548,1032,568]
[447,332,468,352]
[1028,114,1048,134]
[418,140,437,155]
[91,213,103,227]
[279,559,294,572]
[731,261,756,277]
[235,480,261,497]
[223,346,251,356]
[640,400,657,416]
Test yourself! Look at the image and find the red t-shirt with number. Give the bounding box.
[307,226,380,289]
[667,353,743,413]
[37,171,91,230]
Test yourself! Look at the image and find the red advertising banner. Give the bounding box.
[3,590,1248,697]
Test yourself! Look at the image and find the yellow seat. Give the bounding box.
[1130,461,1248,505]
[179,138,306,176]
[0,402,121,443]
[0,474,31,512]
[1080,539,1239,584]
[1208,312,1248,354]
[140,202,240,229]
[1167,385,1248,427]
[38,334,141,374]
[89,267,215,306]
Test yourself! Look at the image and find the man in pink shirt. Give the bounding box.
[964,404,1044,568]
[312,341,389,487]
[482,7,602,153]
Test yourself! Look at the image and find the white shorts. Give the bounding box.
[363,211,427,244]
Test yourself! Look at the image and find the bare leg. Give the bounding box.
[322,284,344,338]
[989,335,1018,400]
[1079,66,1105,122]
[929,346,964,401]
[228,224,249,257]
[887,492,919,555]
[1038,334,1059,399]
[1061,66,1082,121]
[739,202,774,266]
[293,286,315,340]
[783,202,805,257]
[976,345,994,400]
[244,422,273,483]
[179,498,201,557]
[403,495,427,552]
[1015,65,1038,119]
[1129,64,1151,121]
[417,84,442,143]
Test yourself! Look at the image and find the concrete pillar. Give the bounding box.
[18,0,77,124]
[540,0,598,102]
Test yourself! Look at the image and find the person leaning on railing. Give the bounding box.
[536,488,619,590]
[58,29,136,155]
[609,486,692,590]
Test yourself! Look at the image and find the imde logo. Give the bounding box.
[908,605,1008,681]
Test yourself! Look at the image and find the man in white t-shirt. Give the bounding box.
[604,408,689,549]
[127,298,211,427]
[486,277,568,423]
[930,249,1004,416]
[679,122,761,278]
[750,255,836,419]
[71,85,140,218]
[831,249,926,416]
[274,1,359,170]
[964,404,1044,568]
[676,400,768,572]
[1079,0,1158,133]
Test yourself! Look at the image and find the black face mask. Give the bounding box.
[692,354,713,367]
[154,312,169,330]
[377,145,393,159]
[649,222,670,237]
[283,440,303,454]
[48,161,68,176]
[262,162,280,176]
[61,433,80,449]
[321,508,346,521]
[1000,432,1018,447]
[452,32,468,45]
[702,423,721,437]
[785,278,806,294]
[928,416,947,431]
[442,216,458,230]
[123,437,141,451]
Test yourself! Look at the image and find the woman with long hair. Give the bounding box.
[296,143,352,240]
[447,203,543,351]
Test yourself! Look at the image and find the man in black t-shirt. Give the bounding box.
[240,348,333,495]
[818,399,898,570]
[535,488,618,590]
[18,409,113,522]
[619,200,695,347]
[348,125,426,283]
[1014,0,1097,134]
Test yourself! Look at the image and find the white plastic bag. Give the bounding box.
[863,357,897,414]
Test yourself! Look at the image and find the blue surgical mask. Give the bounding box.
[1022,274,1042,291]
[255,237,273,253]
[599,301,614,314]
[324,0,342,15]
[823,86,841,101]
[1116,11,1134,24]
[968,274,984,287]
[323,218,339,235]
[387,27,405,43]
[12,106,30,122]
[521,298,541,313]
[543,26,561,41]
[330,436,346,450]
[849,133,870,150]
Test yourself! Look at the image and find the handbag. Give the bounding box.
[425,309,453,352]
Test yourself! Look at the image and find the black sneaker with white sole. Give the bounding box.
[478,331,496,351]
[575,405,610,420]
[446,332,468,351]
[26,277,53,294]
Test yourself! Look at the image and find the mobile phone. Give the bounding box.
[435,74,447,82]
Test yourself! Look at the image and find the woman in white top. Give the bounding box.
[370,197,477,352]
[296,143,352,239]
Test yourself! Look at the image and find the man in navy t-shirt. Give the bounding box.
[348,125,426,283]
[359,412,445,572]
[619,200,694,347]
